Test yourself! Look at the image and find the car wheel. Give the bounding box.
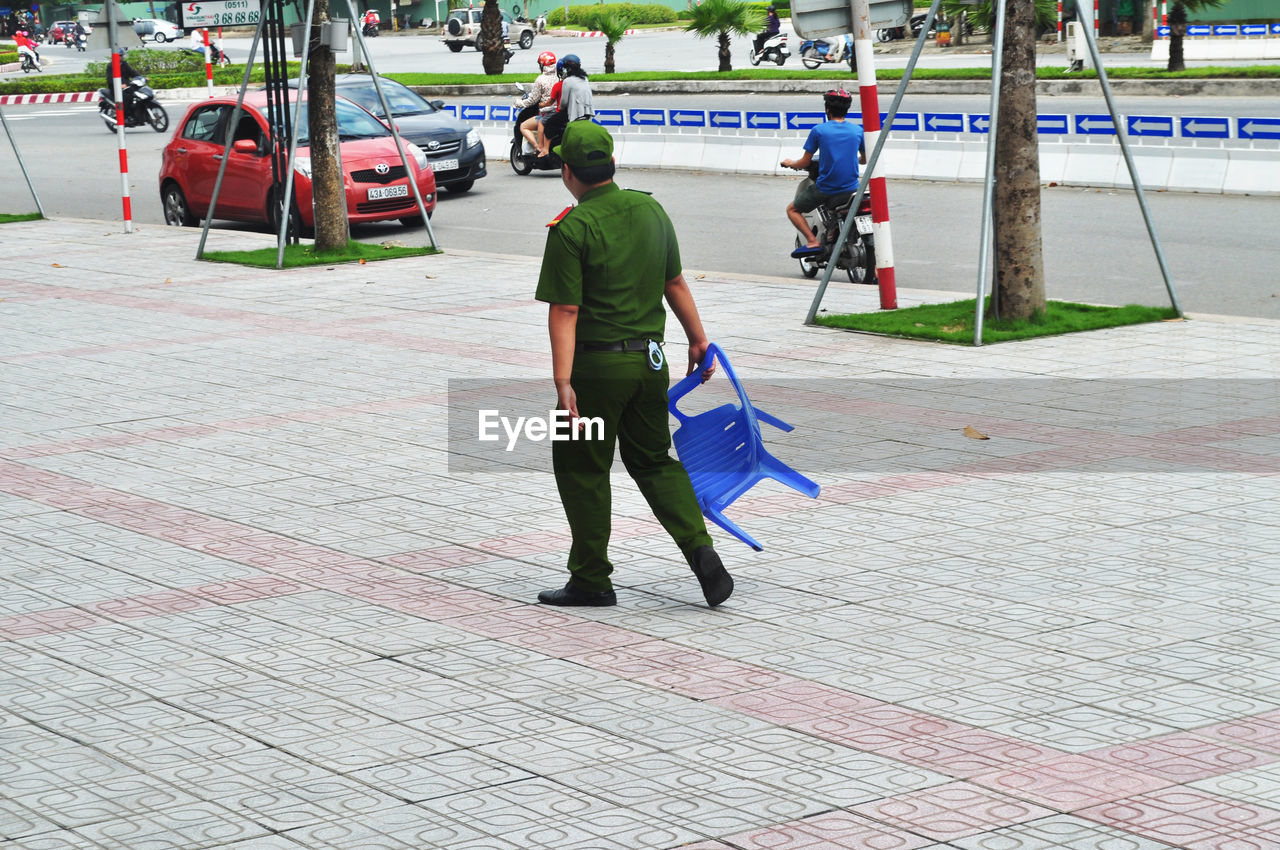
[162,183,197,227]
[446,17,462,35]
[446,41,464,52]
[154,31,167,42]
[444,179,474,194]
[266,192,303,240]
[518,30,533,49]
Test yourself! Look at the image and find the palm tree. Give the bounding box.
[478,0,505,76]
[1166,0,1225,72]
[589,10,632,74]
[684,0,762,73]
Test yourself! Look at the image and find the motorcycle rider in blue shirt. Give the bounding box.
[781,89,865,257]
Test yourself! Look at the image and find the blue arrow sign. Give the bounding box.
[1037,113,1069,134]
[1127,115,1174,137]
[1181,116,1230,138]
[1241,24,1267,36]
[669,109,706,127]
[1212,24,1238,36]
[746,111,782,130]
[923,112,964,132]
[968,113,990,134]
[709,110,742,128]
[1157,25,1169,37]
[1238,117,1280,140]
[593,109,624,126]
[879,112,919,132]
[460,105,485,121]
[628,108,666,126]
[1272,23,1280,35]
[488,105,512,121]
[1186,24,1211,36]
[1075,114,1116,135]
[786,111,825,130]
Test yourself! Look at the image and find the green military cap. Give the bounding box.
[554,121,615,167]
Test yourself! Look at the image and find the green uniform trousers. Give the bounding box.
[552,351,712,592]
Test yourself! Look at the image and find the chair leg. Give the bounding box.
[761,452,821,498]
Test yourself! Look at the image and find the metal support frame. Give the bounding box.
[805,0,941,325]
[197,0,439,265]
[0,105,46,218]
[972,0,1007,345]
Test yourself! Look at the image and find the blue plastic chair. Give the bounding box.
[668,342,820,551]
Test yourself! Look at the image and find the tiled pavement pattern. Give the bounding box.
[1,217,1278,850]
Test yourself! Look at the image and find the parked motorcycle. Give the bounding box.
[510,95,562,175]
[796,185,876,284]
[877,13,971,42]
[748,32,789,66]
[96,78,170,133]
[798,36,854,71]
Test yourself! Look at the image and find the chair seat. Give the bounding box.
[668,344,820,551]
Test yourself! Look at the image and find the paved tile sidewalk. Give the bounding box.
[1,218,1277,849]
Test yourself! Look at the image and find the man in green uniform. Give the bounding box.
[534,121,733,609]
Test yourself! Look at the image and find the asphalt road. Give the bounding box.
[4,103,1278,319]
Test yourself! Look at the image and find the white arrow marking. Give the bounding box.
[1184,119,1227,135]
[925,115,962,131]
[1240,120,1280,138]
[670,112,704,126]
[1077,117,1114,132]
[1129,119,1170,133]
[710,113,740,127]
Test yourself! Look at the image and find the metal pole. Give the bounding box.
[805,0,941,325]
[196,13,268,258]
[972,0,1007,345]
[276,0,318,268]
[1073,0,1182,315]
[0,105,46,217]
[344,0,438,248]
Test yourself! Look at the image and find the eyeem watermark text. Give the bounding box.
[478,409,605,451]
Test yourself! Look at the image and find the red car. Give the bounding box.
[159,91,437,231]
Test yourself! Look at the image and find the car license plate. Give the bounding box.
[367,185,409,201]
[430,158,459,172]
[855,215,873,235]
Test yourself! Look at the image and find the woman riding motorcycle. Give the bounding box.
[538,53,592,156]
[515,51,557,156]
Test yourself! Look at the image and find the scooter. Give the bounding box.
[535,13,546,33]
[798,36,854,71]
[510,94,562,175]
[362,20,380,37]
[96,78,170,133]
[69,30,87,50]
[19,46,41,72]
[748,32,789,66]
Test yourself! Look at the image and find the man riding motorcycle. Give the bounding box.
[515,51,558,157]
[105,49,143,117]
[13,28,40,69]
[781,89,866,257]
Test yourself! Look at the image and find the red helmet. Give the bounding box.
[538,51,556,69]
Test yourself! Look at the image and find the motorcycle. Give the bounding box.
[795,180,876,284]
[180,44,230,66]
[362,20,380,37]
[877,13,970,42]
[510,92,562,175]
[748,32,789,66]
[535,13,546,33]
[70,30,87,50]
[19,46,41,73]
[96,78,170,133]
[798,36,854,71]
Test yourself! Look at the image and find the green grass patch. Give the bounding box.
[815,297,1180,344]
[0,212,43,224]
[202,239,439,269]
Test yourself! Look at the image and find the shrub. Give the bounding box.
[546,3,676,26]
[85,48,206,77]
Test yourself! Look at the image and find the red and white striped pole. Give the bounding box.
[1057,0,1063,42]
[852,5,896,309]
[1094,0,1099,39]
[202,28,214,96]
[1160,0,1167,33]
[111,51,132,233]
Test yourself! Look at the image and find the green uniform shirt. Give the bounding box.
[536,183,682,344]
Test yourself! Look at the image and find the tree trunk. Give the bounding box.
[479,0,504,75]
[307,0,347,252]
[991,0,1046,321]
[605,42,615,73]
[1167,2,1186,71]
[718,30,731,71]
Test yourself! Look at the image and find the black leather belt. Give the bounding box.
[576,339,650,352]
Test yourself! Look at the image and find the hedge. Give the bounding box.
[547,3,676,26]
[83,48,206,77]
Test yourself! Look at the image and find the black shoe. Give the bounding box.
[537,582,617,607]
[689,546,733,607]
